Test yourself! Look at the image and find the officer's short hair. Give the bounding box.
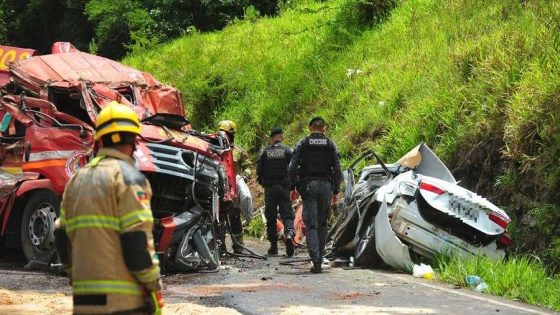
[309,116,325,129]
[269,127,283,137]
[101,132,137,147]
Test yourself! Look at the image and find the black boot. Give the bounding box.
[267,241,278,255]
[310,262,322,274]
[232,233,244,254]
[285,230,295,257]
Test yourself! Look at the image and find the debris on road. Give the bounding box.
[413,263,434,280]
[466,275,489,293]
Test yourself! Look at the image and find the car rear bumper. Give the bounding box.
[374,198,505,269]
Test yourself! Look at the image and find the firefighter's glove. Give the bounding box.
[143,278,164,315]
[143,277,163,292]
[145,290,164,315]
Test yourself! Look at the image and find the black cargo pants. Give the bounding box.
[301,180,332,266]
[228,207,243,235]
[264,184,294,243]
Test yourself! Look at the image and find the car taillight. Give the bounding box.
[419,182,445,195]
[488,213,509,229]
[498,234,512,247]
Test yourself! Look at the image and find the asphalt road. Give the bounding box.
[0,240,557,315]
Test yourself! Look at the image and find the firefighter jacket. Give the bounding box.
[256,141,292,187]
[55,148,161,314]
[287,132,343,194]
[233,145,251,178]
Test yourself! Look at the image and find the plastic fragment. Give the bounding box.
[412,263,434,279]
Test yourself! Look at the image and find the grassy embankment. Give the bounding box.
[125,0,560,310]
[436,255,559,310]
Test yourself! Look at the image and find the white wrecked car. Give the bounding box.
[327,143,511,271]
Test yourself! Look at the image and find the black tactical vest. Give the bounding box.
[299,133,333,178]
[263,143,289,182]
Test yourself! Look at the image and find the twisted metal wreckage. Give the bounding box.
[327,143,512,270]
[0,42,245,273]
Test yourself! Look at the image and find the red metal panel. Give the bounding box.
[146,86,185,116]
[0,195,17,236]
[0,45,36,86]
[15,179,55,198]
[11,52,154,87]
[22,122,94,194]
[157,216,176,252]
[51,42,79,54]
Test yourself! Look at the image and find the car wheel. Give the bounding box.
[354,215,383,268]
[20,190,60,265]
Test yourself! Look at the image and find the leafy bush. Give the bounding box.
[0,0,281,59]
[85,0,282,58]
[0,0,92,54]
[247,215,266,239]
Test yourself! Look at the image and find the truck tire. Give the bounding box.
[20,190,60,265]
[354,215,384,268]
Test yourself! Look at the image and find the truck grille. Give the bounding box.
[145,172,190,217]
[143,142,223,210]
[145,143,195,180]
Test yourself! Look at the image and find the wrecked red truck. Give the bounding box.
[0,43,236,272]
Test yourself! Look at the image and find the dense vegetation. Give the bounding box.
[0,0,278,58]
[124,0,560,275]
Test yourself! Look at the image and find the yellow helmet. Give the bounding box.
[95,101,141,141]
[218,120,237,134]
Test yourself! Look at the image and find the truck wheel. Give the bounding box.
[193,222,220,270]
[20,190,60,264]
[354,216,383,268]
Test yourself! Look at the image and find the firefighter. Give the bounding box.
[218,120,251,254]
[54,102,163,314]
[256,127,295,257]
[288,117,342,273]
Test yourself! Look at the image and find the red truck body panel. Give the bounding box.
[0,45,37,87]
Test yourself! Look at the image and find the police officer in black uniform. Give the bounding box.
[257,127,295,257]
[288,117,342,273]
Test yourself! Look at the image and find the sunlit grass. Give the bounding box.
[436,255,560,311]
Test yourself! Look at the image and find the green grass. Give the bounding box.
[436,255,560,311]
[247,215,266,239]
[124,0,560,270]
